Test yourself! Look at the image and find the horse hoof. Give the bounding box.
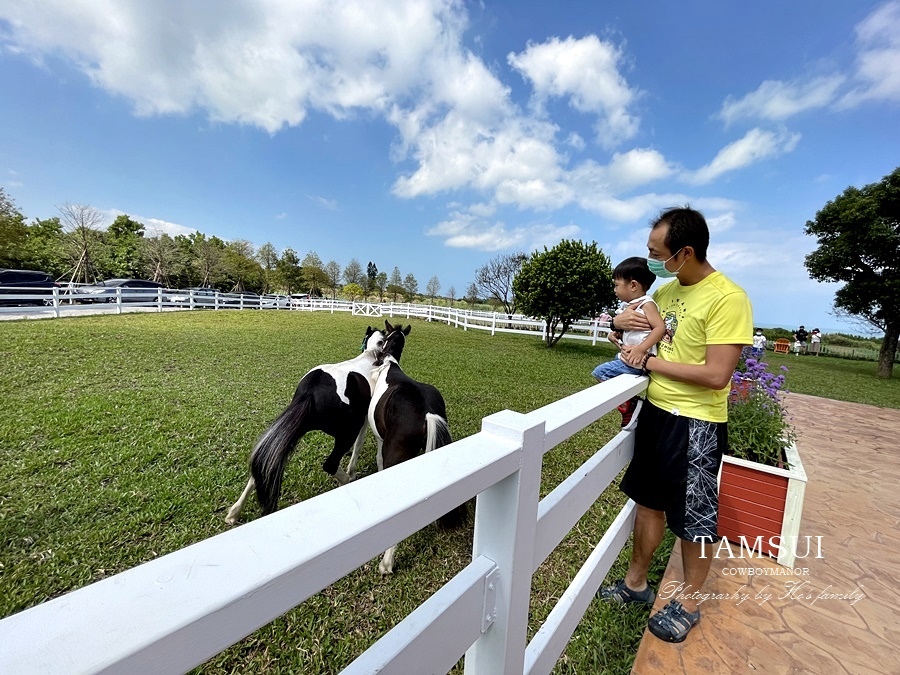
[378,562,393,575]
[224,515,237,526]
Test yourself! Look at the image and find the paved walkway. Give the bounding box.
[632,393,900,674]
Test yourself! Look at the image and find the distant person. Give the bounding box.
[598,310,613,326]
[591,257,666,430]
[794,325,809,355]
[751,329,767,358]
[810,328,822,356]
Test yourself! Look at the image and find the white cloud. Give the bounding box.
[684,128,800,185]
[275,212,287,220]
[717,76,845,125]
[0,0,469,133]
[507,35,640,148]
[706,212,737,234]
[426,210,579,252]
[565,132,585,151]
[104,209,197,237]
[306,194,338,210]
[839,0,900,107]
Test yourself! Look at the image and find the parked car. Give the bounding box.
[0,268,59,306]
[221,291,261,308]
[169,287,218,306]
[74,278,164,303]
[289,293,311,308]
[261,294,290,309]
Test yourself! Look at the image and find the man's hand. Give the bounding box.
[616,304,652,332]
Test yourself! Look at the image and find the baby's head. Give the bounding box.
[613,257,656,303]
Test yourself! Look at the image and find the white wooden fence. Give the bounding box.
[0,374,647,674]
[1,289,613,345]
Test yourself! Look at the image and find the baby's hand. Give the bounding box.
[623,347,647,367]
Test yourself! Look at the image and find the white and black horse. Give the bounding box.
[225,325,386,524]
[367,323,467,574]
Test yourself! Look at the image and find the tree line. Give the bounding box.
[0,197,452,303]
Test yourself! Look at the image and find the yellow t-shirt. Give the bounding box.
[648,271,753,422]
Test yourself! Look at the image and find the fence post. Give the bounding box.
[157,287,163,312]
[116,287,122,314]
[491,312,496,336]
[52,286,60,318]
[591,320,598,346]
[465,410,544,675]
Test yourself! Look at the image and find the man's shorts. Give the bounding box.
[620,401,727,543]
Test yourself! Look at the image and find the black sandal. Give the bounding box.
[648,600,700,642]
[598,579,656,606]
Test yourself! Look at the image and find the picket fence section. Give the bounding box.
[0,374,647,674]
[1,287,613,345]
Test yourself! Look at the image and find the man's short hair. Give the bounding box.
[651,206,709,262]
[613,256,656,291]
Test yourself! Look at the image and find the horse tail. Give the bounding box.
[425,413,468,529]
[250,396,312,515]
[424,412,451,453]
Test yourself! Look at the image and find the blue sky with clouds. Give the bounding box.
[2,0,898,333]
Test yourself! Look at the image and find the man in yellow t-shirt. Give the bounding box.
[598,207,753,643]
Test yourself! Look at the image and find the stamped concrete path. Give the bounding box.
[631,393,900,674]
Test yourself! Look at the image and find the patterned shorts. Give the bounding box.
[620,401,727,543]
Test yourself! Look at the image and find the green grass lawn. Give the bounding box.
[1,311,898,673]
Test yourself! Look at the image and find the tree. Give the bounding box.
[365,261,378,295]
[475,252,526,315]
[343,258,363,286]
[223,239,261,292]
[23,217,67,277]
[448,285,456,307]
[59,203,105,284]
[189,233,226,288]
[302,251,326,296]
[387,266,403,302]
[324,260,342,299]
[342,282,364,301]
[513,239,615,347]
[426,275,440,304]
[374,271,387,301]
[0,188,27,268]
[276,247,303,294]
[402,273,419,302]
[105,214,146,278]
[256,243,279,293]
[143,231,182,286]
[805,166,900,378]
[465,282,479,308]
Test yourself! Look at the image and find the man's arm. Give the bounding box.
[612,302,652,332]
[644,343,743,390]
[621,302,666,365]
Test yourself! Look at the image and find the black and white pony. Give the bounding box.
[225,325,386,524]
[367,323,467,574]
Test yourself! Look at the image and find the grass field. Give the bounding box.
[2,311,898,673]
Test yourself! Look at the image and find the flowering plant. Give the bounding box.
[727,355,795,468]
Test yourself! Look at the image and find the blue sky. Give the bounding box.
[1,1,899,334]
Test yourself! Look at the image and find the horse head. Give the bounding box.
[375,320,411,365]
[361,326,386,353]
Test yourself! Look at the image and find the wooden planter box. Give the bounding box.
[717,442,807,567]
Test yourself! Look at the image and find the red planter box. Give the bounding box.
[717,442,807,566]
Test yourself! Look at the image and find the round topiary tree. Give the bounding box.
[513,239,616,347]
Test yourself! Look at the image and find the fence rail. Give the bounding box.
[0,288,614,345]
[0,371,646,674]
